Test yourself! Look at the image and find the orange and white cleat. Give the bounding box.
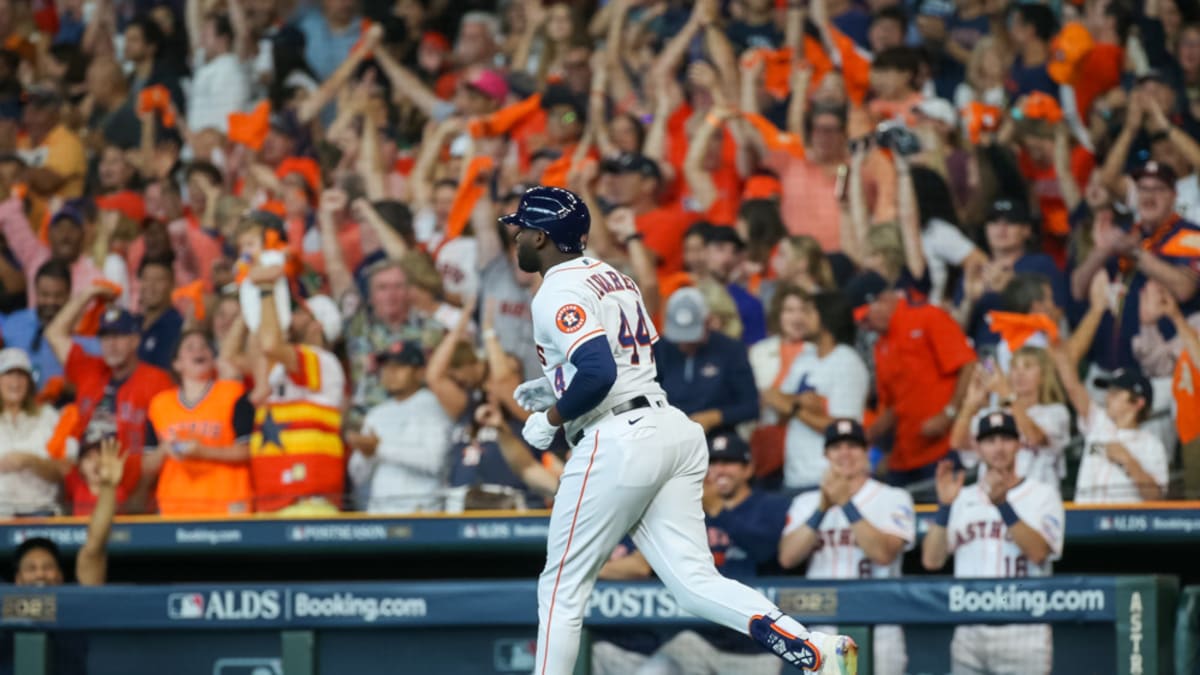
[749,612,858,674]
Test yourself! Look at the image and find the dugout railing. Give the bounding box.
[0,576,1177,675]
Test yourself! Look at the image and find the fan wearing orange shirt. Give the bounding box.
[1014,110,1094,266]
[600,152,696,290]
[144,331,254,516]
[44,287,175,512]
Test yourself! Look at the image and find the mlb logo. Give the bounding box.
[167,593,205,619]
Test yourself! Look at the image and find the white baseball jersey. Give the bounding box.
[958,404,1071,489]
[946,480,1064,578]
[782,479,916,579]
[1074,406,1169,504]
[531,257,665,435]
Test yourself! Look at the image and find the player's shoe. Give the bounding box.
[749,612,858,674]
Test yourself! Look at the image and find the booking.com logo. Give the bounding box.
[948,584,1106,618]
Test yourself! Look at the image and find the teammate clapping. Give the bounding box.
[778,419,914,675]
[922,411,1065,675]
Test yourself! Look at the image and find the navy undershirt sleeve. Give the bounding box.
[555,335,617,422]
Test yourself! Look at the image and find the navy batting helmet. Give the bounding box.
[499,186,589,253]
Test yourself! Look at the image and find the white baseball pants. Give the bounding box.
[534,404,792,675]
[951,624,1053,675]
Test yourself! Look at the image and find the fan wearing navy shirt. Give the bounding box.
[1071,161,1200,371]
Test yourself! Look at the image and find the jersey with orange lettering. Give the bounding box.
[782,479,915,579]
[250,345,346,511]
[946,479,1064,578]
[147,380,254,515]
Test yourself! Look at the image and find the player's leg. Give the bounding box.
[630,408,855,672]
[990,624,1052,675]
[870,625,906,675]
[949,625,989,675]
[534,428,663,675]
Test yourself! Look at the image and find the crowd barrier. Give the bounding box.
[0,576,1179,675]
[2,502,1198,559]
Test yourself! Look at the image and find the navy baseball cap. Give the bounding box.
[375,341,426,368]
[499,186,590,254]
[987,198,1033,225]
[1132,161,1178,189]
[708,432,751,463]
[844,270,892,311]
[601,153,662,181]
[97,308,139,336]
[1095,368,1154,409]
[824,418,868,448]
[976,410,1019,441]
[703,225,746,250]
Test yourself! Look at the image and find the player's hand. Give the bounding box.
[513,378,557,412]
[521,411,559,450]
[934,458,965,506]
[980,469,1009,505]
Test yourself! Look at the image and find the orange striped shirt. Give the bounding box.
[250,346,346,511]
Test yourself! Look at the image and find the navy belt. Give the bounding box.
[569,396,662,446]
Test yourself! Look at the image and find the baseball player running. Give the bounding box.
[504,187,857,675]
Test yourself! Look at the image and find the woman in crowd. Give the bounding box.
[0,348,63,516]
[951,346,1072,490]
[749,284,814,412]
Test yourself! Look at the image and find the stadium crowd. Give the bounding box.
[0,0,1194,525]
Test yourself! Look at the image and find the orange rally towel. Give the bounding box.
[1175,351,1200,444]
[228,101,272,151]
[964,102,1002,145]
[986,311,1061,350]
[172,280,207,322]
[444,156,495,242]
[742,48,795,100]
[802,30,871,106]
[75,280,125,336]
[468,94,544,139]
[741,112,805,159]
[137,85,176,127]
[45,403,80,460]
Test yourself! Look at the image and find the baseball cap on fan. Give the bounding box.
[601,153,662,182]
[1132,161,1178,190]
[708,432,751,463]
[975,410,1019,441]
[0,347,31,375]
[300,295,342,344]
[464,68,509,106]
[98,308,139,336]
[663,287,709,344]
[1094,368,1154,410]
[987,198,1033,225]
